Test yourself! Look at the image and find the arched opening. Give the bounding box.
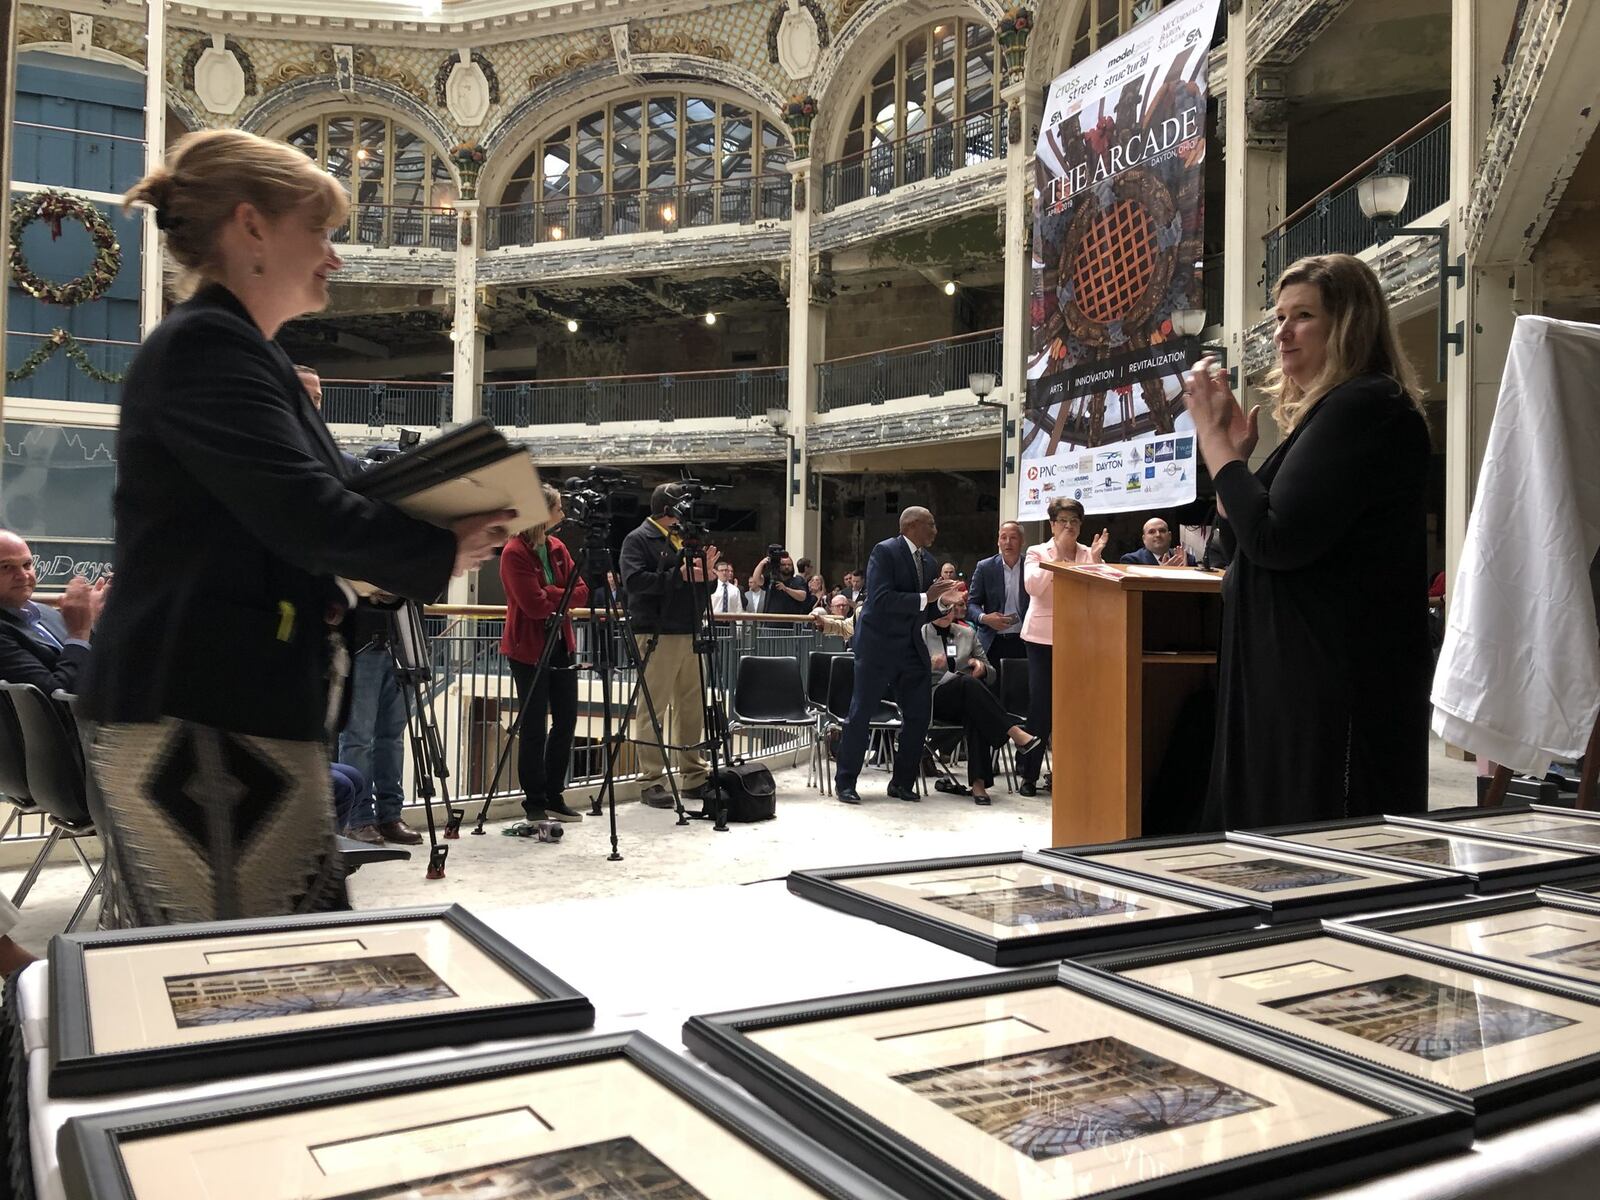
[286,111,456,248]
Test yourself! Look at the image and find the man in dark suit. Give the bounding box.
[1120,517,1197,566]
[834,507,961,805]
[966,520,1029,661]
[0,531,106,695]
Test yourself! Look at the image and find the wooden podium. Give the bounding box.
[1040,562,1222,847]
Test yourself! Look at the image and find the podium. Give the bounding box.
[1040,562,1222,847]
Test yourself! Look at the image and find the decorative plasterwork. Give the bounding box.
[258,44,428,105]
[16,7,72,48]
[240,71,457,154]
[808,402,1000,454]
[1246,0,1356,72]
[182,36,259,114]
[478,227,791,286]
[610,24,635,73]
[1462,0,1567,260]
[434,48,500,112]
[768,0,830,80]
[16,6,146,66]
[501,429,787,466]
[811,161,1006,253]
[527,38,613,90]
[630,29,734,60]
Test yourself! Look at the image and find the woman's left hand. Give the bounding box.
[1089,528,1109,562]
[1183,356,1260,469]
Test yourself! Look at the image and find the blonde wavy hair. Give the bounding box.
[1264,253,1423,433]
[124,129,347,298]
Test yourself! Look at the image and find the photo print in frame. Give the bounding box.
[684,963,1470,1200]
[1242,815,1600,891]
[1089,922,1600,1132]
[57,1033,904,1200]
[48,905,593,1097]
[787,851,1259,964]
[1396,805,1600,854]
[1043,832,1468,921]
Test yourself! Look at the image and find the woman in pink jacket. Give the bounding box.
[1018,496,1108,795]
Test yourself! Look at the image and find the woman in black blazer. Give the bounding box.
[82,130,511,926]
[1184,253,1432,830]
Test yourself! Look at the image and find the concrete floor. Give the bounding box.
[3,737,1482,953]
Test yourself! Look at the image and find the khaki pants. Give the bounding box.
[631,633,709,789]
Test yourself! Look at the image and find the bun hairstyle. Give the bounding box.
[124,129,348,298]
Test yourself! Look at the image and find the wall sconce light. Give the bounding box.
[1358,169,1465,380]
[766,405,800,504]
[566,319,579,333]
[548,226,565,241]
[704,312,718,326]
[943,280,958,296]
[1170,308,1207,338]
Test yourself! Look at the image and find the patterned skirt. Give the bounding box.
[89,718,348,929]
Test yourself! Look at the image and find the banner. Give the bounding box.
[1020,0,1219,520]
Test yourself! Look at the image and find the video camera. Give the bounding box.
[662,474,726,542]
[561,465,639,527]
[356,427,424,470]
[763,543,786,581]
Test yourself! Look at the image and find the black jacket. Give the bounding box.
[618,519,708,634]
[81,284,455,741]
[0,604,88,695]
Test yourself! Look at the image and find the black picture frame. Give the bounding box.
[683,963,1471,1200]
[1392,805,1600,855]
[1239,815,1600,890]
[58,1032,907,1200]
[787,850,1261,965]
[1042,831,1470,921]
[1330,887,1600,988]
[48,904,594,1098]
[1086,922,1600,1133]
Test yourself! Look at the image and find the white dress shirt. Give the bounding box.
[713,580,745,614]
[901,535,953,610]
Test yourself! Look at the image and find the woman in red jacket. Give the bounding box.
[501,483,589,822]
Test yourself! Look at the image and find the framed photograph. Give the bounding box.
[787,851,1260,965]
[1042,833,1468,921]
[48,905,593,1098]
[1088,923,1600,1132]
[59,1032,904,1200]
[1331,888,1600,991]
[684,964,1470,1200]
[1242,816,1600,890]
[1395,805,1600,854]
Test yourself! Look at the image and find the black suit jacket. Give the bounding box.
[855,535,942,665]
[1119,547,1198,566]
[0,604,88,696]
[82,284,455,741]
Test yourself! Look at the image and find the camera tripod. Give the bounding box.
[380,599,458,880]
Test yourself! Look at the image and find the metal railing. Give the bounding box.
[816,328,1003,413]
[1264,107,1450,285]
[820,107,1004,212]
[320,379,451,427]
[483,366,786,426]
[379,610,827,810]
[4,330,139,403]
[331,203,457,251]
[483,177,792,249]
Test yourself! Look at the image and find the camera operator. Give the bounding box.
[750,547,810,616]
[619,483,718,808]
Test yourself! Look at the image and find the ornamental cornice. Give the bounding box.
[1245,0,1354,72]
[478,226,791,285]
[807,401,999,454]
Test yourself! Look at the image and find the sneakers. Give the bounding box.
[544,800,584,822]
[341,824,385,845]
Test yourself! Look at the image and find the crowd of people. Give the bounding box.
[0,125,1433,949]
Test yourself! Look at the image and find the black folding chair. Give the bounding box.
[1,684,102,930]
[805,651,849,793]
[0,688,53,907]
[998,657,1041,792]
[825,656,903,779]
[729,655,816,789]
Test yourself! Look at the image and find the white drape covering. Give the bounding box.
[1432,316,1600,773]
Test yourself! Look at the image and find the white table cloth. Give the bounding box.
[20,880,1600,1200]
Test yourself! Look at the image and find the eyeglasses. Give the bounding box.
[1052,515,1082,527]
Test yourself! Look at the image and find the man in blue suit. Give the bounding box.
[834,507,962,805]
[1119,517,1196,566]
[966,520,1029,662]
[0,531,103,695]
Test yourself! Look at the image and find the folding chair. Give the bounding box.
[825,656,902,777]
[729,656,815,787]
[0,688,51,906]
[805,651,849,793]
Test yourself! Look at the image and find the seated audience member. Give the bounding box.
[0,532,108,694]
[840,570,864,608]
[923,608,1043,806]
[812,593,856,644]
[1120,518,1196,566]
[711,560,745,614]
[967,521,1028,661]
[796,557,815,579]
[330,762,368,833]
[939,561,959,582]
[806,573,829,607]
[0,895,34,973]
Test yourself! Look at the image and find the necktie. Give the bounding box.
[913,548,924,590]
[719,585,731,612]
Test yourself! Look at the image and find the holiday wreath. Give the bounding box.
[8,189,122,307]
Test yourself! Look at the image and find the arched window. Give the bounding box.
[491,92,792,245]
[1070,0,1183,65]
[830,19,997,205]
[287,113,455,247]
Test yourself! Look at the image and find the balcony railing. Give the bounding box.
[816,328,1002,413]
[4,330,139,403]
[820,107,1004,213]
[483,366,787,426]
[321,379,451,427]
[331,203,457,251]
[483,177,792,249]
[1265,107,1450,286]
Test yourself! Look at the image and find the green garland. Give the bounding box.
[5,329,126,384]
[8,189,122,306]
